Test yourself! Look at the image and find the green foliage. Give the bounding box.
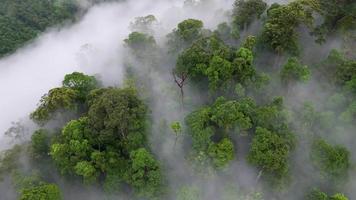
[232,0,267,30]
[176,19,204,43]
[167,19,204,53]
[62,72,98,102]
[311,138,350,180]
[87,87,147,152]
[306,189,328,200]
[186,97,253,152]
[207,138,235,169]
[310,0,356,42]
[335,60,356,85]
[171,121,182,135]
[186,106,215,151]
[171,121,183,144]
[124,31,157,58]
[211,97,252,132]
[0,145,22,178]
[19,183,62,200]
[214,22,239,42]
[30,87,79,125]
[330,193,349,200]
[248,127,291,184]
[233,47,256,84]
[127,148,163,199]
[30,129,50,160]
[74,161,98,184]
[130,15,157,34]
[0,0,77,57]
[306,189,350,200]
[50,117,93,175]
[205,55,233,90]
[261,2,313,54]
[280,57,311,85]
[175,35,258,91]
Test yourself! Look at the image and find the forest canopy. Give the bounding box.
[0,0,355,199]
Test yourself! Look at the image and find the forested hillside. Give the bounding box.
[0,0,79,57]
[0,0,355,200]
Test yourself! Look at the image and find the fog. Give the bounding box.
[0,0,236,145]
[1,0,354,199]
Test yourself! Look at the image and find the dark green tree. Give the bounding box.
[311,138,350,180]
[232,0,267,30]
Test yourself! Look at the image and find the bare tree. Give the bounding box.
[173,72,188,107]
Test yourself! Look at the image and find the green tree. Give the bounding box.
[232,0,267,30]
[167,19,204,53]
[311,138,350,180]
[247,127,291,184]
[19,183,62,200]
[30,87,79,125]
[171,121,182,146]
[261,2,313,54]
[50,117,93,175]
[280,57,311,86]
[207,138,235,169]
[87,87,147,153]
[30,129,50,160]
[130,15,157,34]
[74,161,98,184]
[62,72,98,102]
[0,0,77,57]
[127,148,163,199]
[211,97,252,132]
[306,189,328,200]
[124,31,157,58]
[330,193,349,200]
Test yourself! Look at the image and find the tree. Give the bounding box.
[210,97,252,132]
[74,161,99,184]
[186,106,215,151]
[306,189,350,200]
[130,15,157,34]
[310,0,356,42]
[311,138,350,180]
[167,19,204,53]
[232,47,256,84]
[232,0,267,30]
[260,2,313,54]
[205,55,233,91]
[0,0,77,57]
[62,72,98,102]
[30,129,50,160]
[247,127,291,184]
[87,87,147,153]
[214,22,239,43]
[170,121,182,146]
[306,189,328,200]
[127,148,163,199]
[280,57,311,87]
[0,145,22,178]
[339,101,356,123]
[124,31,157,60]
[174,35,258,92]
[330,193,349,200]
[30,87,79,125]
[19,183,62,200]
[50,117,93,175]
[207,138,235,169]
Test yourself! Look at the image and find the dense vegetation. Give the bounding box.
[0,0,79,57]
[0,0,355,199]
